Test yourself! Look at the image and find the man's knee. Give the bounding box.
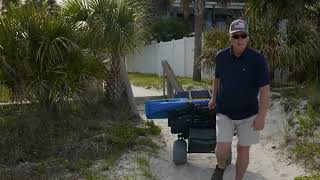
[215,142,231,157]
[237,145,250,154]
[236,145,250,165]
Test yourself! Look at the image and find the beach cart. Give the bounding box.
[145,90,232,165]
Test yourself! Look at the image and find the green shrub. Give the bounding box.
[150,17,192,42]
[295,174,320,180]
[285,81,320,170]
[308,81,320,113]
[145,120,161,135]
[74,158,92,173]
[201,28,229,68]
[0,85,10,102]
[107,121,161,146]
[0,5,105,112]
[0,103,161,178]
[202,16,320,84]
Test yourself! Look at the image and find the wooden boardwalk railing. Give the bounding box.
[162,60,184,98]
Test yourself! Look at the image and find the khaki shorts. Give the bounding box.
[216,113,259,146]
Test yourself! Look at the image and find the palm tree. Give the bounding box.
[0,5,105,112]
[181,0,192,20]
[192,0,234,81]
[62,0,148,115]
[245,0,319,22]
[137,0,234,82]
[192,0,205,81]
[47,0,59,15]
[201,28,230,67]
[159,0,171,15]
[1,0,20,9]
[245,0,320,83]
[306,2,320,30]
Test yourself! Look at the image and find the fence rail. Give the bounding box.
[162,60,184,98]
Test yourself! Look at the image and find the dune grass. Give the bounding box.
[0,101,161,179]
[0,86,10,102]
[278,83,320,176]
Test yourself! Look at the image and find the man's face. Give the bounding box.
[230,32,248,52]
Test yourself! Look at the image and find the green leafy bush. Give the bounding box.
[0,105,161,178]
[201,28,229,68]
[0,85,10,102]
[295,174,320,180]
[286,81,320,170]
[0,5,105,112]
[202,17,320,83]
[151,17,192,43]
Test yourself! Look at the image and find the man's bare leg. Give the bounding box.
[235,144,250,180]
[215,142,232,169]
[211,142,232,180]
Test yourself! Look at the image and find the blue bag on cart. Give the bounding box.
[192,99,210,106]
[145,98,189,119]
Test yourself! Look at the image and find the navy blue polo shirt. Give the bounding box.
[215,47,270,120]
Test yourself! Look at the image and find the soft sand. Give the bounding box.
[133,86,306,180]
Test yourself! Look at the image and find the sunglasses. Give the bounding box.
[232,34,248,39]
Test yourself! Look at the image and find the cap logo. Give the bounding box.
[234,22,245,29]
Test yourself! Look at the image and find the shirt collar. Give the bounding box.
[230,46,248,59]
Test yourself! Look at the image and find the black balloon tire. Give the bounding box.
[173,139,187,165]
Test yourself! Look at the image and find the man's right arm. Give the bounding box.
[212,77,220,99]
[209,77,220,109]
[209,53,221,109]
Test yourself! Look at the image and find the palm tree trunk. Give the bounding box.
[104,56,137,117]
[193,0,205,81]
[182,0,191,20]
[119,57,137,114]
[317,13,320,30]
[159,0,171,16]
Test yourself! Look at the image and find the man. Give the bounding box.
[208,19,270,180]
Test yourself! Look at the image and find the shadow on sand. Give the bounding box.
[223,164,268,180]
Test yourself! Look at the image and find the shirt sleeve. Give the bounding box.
[255,55,270,87]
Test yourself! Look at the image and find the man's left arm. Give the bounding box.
[252,54,270,130]
[252,84,270,130]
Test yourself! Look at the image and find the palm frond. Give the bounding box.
[0,5,106,111]
[61,0,90,23]
[201,27,229,69]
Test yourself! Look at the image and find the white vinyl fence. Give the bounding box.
[126,37,213,80]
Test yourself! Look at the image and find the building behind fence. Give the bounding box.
[126,37,213,80]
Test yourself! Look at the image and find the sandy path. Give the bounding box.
[131,85,163,97]
[132,86,306,180]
